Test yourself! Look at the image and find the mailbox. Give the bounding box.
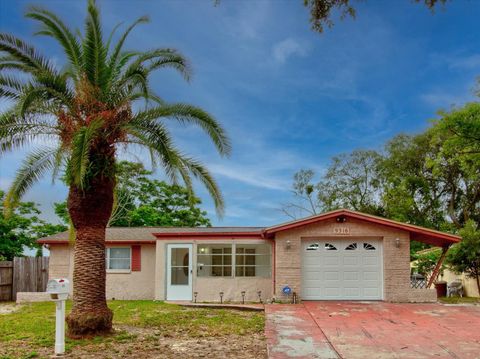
[47,278,70,300]
[46,278,69,355]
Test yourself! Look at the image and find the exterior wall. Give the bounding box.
[154,239,274,302]
[439,269,480,297]
[48,243,156,300]
[274,217,430,302]
[106,244,156,299]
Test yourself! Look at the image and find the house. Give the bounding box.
[38,209,460,303]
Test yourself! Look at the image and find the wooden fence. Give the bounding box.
[0,257,49,301]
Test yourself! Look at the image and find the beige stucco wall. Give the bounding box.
[274,217,436,303]
[439,269,479,297]
[48,243,156,300]
[154,239,274,302]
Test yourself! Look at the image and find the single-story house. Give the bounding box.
[38,209,460,303]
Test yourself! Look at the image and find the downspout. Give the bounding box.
[263,230,276,297]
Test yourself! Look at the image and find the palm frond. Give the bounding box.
[67,118,103,189]
[4,146,60,210]
[122,120,181,183]
[0,74,27,99]
[125,48,192,81]
[180,156,225,216]
[82,0,107,88]
[106,16,149,85]
[26,6,82,70]
[0,33,55,73]
[134,104,231,156]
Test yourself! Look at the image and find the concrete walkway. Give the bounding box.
[265,301,480,359]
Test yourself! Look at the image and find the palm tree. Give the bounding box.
[0,0,230,336]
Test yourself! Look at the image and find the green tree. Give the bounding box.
[380,132,447,231]
[0,190,66,260]
[447,220,480,295]
[282,150,384,219]
[0,0,229,336]
[55,161,212,227]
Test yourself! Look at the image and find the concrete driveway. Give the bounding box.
[265,301,480,359]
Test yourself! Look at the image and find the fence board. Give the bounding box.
[0,257,50,301]
[0,261,13,301]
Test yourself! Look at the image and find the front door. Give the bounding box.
[166,244,193,301]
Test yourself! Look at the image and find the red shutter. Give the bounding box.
[131,245,141,271]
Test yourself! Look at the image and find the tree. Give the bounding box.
[55,161,212,227]
[0,0,230,336]
[282,150,383,219]
[317,150,383,214]
[447,220,480,295]
[304,0,447,33]
[0,190,66,260]
[380,132,448,231]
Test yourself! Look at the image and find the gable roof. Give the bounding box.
[38,209,460,247]
[262,209,460,247]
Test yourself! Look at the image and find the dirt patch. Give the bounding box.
[2,325,267,358]
[0,303,20,315]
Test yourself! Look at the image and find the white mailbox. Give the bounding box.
[47,278,70,300]
[46,278,69,355]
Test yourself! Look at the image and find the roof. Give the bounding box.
[262,209,460,247]
[38,226,264,244]
[38,209,460,247]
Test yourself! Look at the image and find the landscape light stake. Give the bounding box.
[194,292,198,303]
[257,290,262,303]
[219,291,224,304]
[241,291,246,304]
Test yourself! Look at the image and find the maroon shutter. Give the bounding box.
[131,245,141,271]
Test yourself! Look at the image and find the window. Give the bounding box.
[196,243,271,278]
[345,243,357,250]
[363,243,376,250]
[197,244,232,277]
[106,247,131,270]
[235,244,271,277]
[306,243,319,251]
[325,243,337,251]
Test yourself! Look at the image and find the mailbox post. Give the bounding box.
[46,279,70,356]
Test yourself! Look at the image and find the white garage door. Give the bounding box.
[301,239,383,300]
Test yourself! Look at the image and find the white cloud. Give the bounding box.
[272,38,308,64]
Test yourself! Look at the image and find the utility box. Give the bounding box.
[46,278,70,300]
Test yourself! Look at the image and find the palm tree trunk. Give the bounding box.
[66,175,115,337]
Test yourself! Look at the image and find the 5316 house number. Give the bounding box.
[333,227,350,235]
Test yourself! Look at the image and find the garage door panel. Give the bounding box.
[343,257,359,266]
[302,239,383,300]
[324,271,340,280]
[343,271,358,280]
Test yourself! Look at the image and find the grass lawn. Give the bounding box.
[0,301,266,359]
[439,296,480,304]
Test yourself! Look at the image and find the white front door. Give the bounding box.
[166,244,193,301]
[301,239,383,300]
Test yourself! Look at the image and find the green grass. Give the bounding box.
[0,300,264,358]
[439,296,480,304]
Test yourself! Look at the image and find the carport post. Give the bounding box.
[427,246,450,288]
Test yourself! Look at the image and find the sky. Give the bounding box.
[1,0,480,227]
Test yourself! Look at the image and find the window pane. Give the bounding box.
[171,267,188,285]
[110,248,130,259]
[107,248,130,269]
[109,258,130,270]
[196,244,232,277]
[235,244,271,277]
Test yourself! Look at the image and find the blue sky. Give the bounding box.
[1,0,480,227]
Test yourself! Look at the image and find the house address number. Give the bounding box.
[333,227,350,235]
